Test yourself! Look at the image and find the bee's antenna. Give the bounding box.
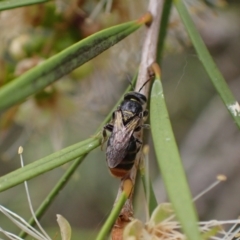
[138,78,151,93]
[138,68,155,93]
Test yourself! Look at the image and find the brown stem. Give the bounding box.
[135,0,164,96]
[111,0,164,239]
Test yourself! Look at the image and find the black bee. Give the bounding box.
[102,80,150,178]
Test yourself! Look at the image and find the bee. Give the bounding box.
[102,80,150,178]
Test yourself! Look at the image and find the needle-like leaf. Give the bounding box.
[0,13,151,113]
[0,137,100,192]
[150,71,201,240]
[0,0,49,11]
[174,0,240,128]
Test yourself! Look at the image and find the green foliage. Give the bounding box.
[19,74,138,239]
[0,0,49,11]
[0,137,100,192]
[174,0,240,127]
[150,76,201,240]
[139,158,158,216]
[0,0,238,239]
[0,19,143,112]
[96,192,127,240]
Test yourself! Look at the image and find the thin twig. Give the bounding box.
[111,0,164,239]
[135,0,164,95]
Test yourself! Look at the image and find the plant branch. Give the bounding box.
[135,0,163,95]
[111,0,164,239]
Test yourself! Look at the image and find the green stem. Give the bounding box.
[157,0,172,64]
[140,168,158,216]
[96,192,127,240]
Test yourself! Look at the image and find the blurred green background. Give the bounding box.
[0,0,240,239]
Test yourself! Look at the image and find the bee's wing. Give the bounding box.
[107,110,140,168]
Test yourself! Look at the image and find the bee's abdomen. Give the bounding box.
[109,150,138,178]
[109,162,134,178]
[109,168,129,178]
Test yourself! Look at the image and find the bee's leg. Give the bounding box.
[138,109,149,122]
[143,110,149,121]
[134,123,150,133]
[142,124,150,129]
[135,138,142,154]
[104,124,113,132]
[136,138,142,145]
[101,124,113,150]
[139,110,148,118]
[143,109,148,117]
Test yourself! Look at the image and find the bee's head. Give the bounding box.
[124,76,151,105]
[123,92,147,105]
